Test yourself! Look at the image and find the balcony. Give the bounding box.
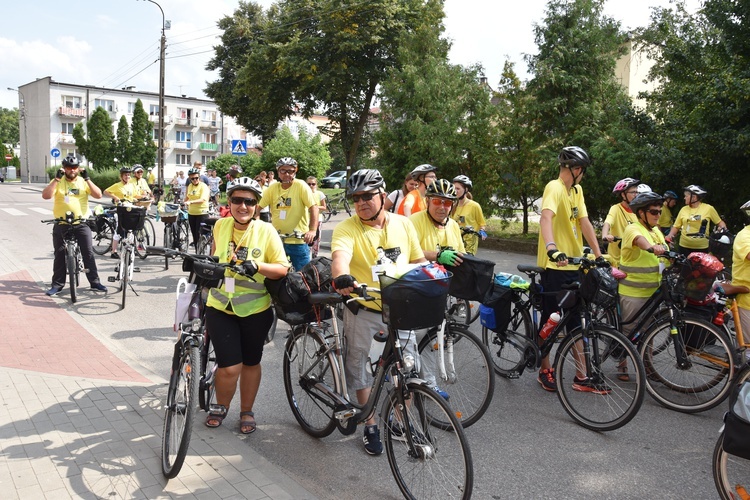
[174,141,193,150]
[58,134,76,144]
[149,114,173,124]
[200,119,218,129]
[153,140,173,148]
[199,142,218,151]
[174,117,194,127]
[58,107,85,118]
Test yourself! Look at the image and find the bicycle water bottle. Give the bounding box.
[368,330,387,375]
[539,312,561,340]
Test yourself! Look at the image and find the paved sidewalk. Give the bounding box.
[0,268,318,499]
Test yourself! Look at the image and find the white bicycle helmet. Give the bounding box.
[636,183,652,194]
[227,177,263,198]
[684,184,707,198]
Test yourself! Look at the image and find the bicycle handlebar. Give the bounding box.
[41,215,88,225]
[145,246,254,278]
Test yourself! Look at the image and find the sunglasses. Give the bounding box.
[307,183,317,187]
[230,197,258,207]
[189,176,200,181]
[647,209,662,216]
[351,192,377,203]
[430,198,454,208]
[278,169,296,175]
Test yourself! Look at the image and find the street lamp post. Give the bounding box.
[7,87,30,184]
[140,0,168,191]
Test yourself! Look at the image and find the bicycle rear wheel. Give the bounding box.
[417,325,494,428]
[382,383,473,500]
[555,325,645,431]
[66,245,77,304]
[482,304,534,378]
[161,344,200,478]
[713,432,750,500]
[639,316,735,413]
[92,219,114,255]
[163,225,173,270]
[178,220,190,253]
[199,336,217,412]
[282,325,339,438]
[196,233,213,256]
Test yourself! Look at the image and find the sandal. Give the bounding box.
[240,411,256,434]
[617,363,630,382]
[205,404,228,428]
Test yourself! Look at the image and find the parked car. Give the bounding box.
[320,170,346,189]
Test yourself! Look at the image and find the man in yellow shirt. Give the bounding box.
[331,169,425,456]
[657,190,678,236]
[104,166,138,258]
[537,146,604,393]
[732,201,750,342]
[258,157,318,270]
[665,185,727,256]
[451,175,487,255]
[399,164,437,217]
[41,155,107,295]
[184,166,210,249]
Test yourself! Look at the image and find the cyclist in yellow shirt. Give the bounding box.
[732,200,750,341]
[129,165,152,202]
[657,190,678,236]
[184,166,210,250]
[331,169,425,456]
[451,175,487,255]
[665,185,727,256]
[602,178,642,267]
[104,166,138,258]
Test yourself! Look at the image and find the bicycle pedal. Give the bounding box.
[133,267,141,272]
[107,277,116,282]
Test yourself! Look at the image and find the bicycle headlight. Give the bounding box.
[402,354,416,372]
[190,318,202,332]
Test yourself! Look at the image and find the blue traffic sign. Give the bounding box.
[231,140,247,156]
[51,148,61,158]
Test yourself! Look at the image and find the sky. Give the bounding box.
[0,0,700,111]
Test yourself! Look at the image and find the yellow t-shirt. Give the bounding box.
[673,203,722,249]
[129,177,151,198]
[52,176,92,220]
[732,226,750,310]
[259,179,317,243]
[604,203,638,266]
[410,210,465,254]
[147,171,156,184]
[657,204,673,230]
[619,222,667,298]
[536,178,589,270]
[105,181,137,202]
[185,181,209,216]
[452,199,486,255]
[331,213,425,310]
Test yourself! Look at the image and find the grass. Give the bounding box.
[486,217,540,240]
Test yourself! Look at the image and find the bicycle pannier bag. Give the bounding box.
[445,254,495,301]
[480,283,512,333]
[579,266,618,309]
[722,380,750,460]
[264,256,334,325]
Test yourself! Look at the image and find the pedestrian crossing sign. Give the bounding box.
[231,140,247,156]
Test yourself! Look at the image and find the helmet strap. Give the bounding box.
[360,192,386,222]
[427,210,449,227]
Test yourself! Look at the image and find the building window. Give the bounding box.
[176,154,191,165]
[202,133,217,143]
[127,102,136,114]
[176,131,192,143]
[94,99,115,112]
[202,110,217,121]
[152,129,158,140]
[62,96,82,109]
[177,108,190,119]
[149,104,159,116]
[201,155,216,164]
[61,123,75,134]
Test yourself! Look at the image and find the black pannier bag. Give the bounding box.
[480,283,513,333]
[722,380,750,460]
[265,256,334,325]
[445,254,495,302]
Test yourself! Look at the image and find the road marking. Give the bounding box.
[28,207,53,215]
[0,208,25,216]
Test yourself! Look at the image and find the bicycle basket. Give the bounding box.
[183,257,223,289]
[579,266,618,309]
[378,267,451,330]
[116,205,146,232]
[158,203,179,224]
[680,252,724,302]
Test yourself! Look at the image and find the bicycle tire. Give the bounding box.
[121,250,130,310]
[66,245,77,304]
[713,427,750,500]
[163,225,173,270]
[343,198,352,217]
[482,304,534,378]
[134,228,149,259]
[199,336,217,411]
[446,297,480,326]
[555,325,646,431]
[196,234,213,256]
[320,207,332,224]
[282,325,340,438]
[92,218,114,256]
[144,217,157,248]
[382,383,473,500]
[178,220,190,253]
[417,324,494,428]
[639,316,735,413]
[161,344,200,479]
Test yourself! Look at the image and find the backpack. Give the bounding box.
[264,256,334,325]
[722,379,750,460]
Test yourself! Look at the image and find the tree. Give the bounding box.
[260,126,332,180]
[635,0,750,228]
[206,153,261,186]
[73,107,115,169]
[0,108,19,145]
[129,99,156,168]
[115,116,130,164]
[206,0,442,166]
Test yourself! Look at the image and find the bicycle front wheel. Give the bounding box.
[163,225,173,270]
[713,432,750,500]
[282,325,340,438]
[121,250,131,310]
[92,219,114,255]
[482,304,534,378]
[639,316,735,413]
[382,383,473,500]
[66,245,77,304]
[161,344,200,478]
[199,336,217,412]
[418,325,494,428]
[178,220,190,253]
[555,326,645,431]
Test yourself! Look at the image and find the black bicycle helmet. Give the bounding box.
[558,146,591,169]
[409,164,437,180]
[629,192,664,213]
[346,169,385,196]
[453,175,473,190]
[227,177,263,198]
[119,166,132,174]
[664,190,678,199]
[62,155,79,167]
[426,179,457,200]
[276,157,298,168]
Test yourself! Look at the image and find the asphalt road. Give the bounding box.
[0,182,725,499]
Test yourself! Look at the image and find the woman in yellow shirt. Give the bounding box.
[451,175,487,255]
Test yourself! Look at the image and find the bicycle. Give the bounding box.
[282,278,473,499]
[107,204,147,309]
[321,190,352,222]
[91,206,117,256]
[195,217,219,256]
[712,362,750,500]
[42,212,88,304]
[146,247,238,479]
[159,203,190,270]
[481,257,646,431]
[459,225,483,254]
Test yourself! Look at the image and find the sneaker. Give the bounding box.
[537,368,557,392]
[433,386,450,401]
[572,376,611,395]
[90,283,108,292]
[45,286,63,296]
[388,420,427,445]
[111,252,120,259]
[362,425,383,456]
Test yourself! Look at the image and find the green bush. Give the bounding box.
[206,153,261,191]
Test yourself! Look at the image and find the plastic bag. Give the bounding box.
[174,278,197,332]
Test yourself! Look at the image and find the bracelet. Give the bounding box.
[545,242,556,249]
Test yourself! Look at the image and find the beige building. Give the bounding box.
[615,39,657,111]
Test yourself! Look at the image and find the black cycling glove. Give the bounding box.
[242,260,258,276]
[55,169,64,180]
[333,274,356,290]
[547,249,567,263]
[79,168,89,180]
[595,256,611,268]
